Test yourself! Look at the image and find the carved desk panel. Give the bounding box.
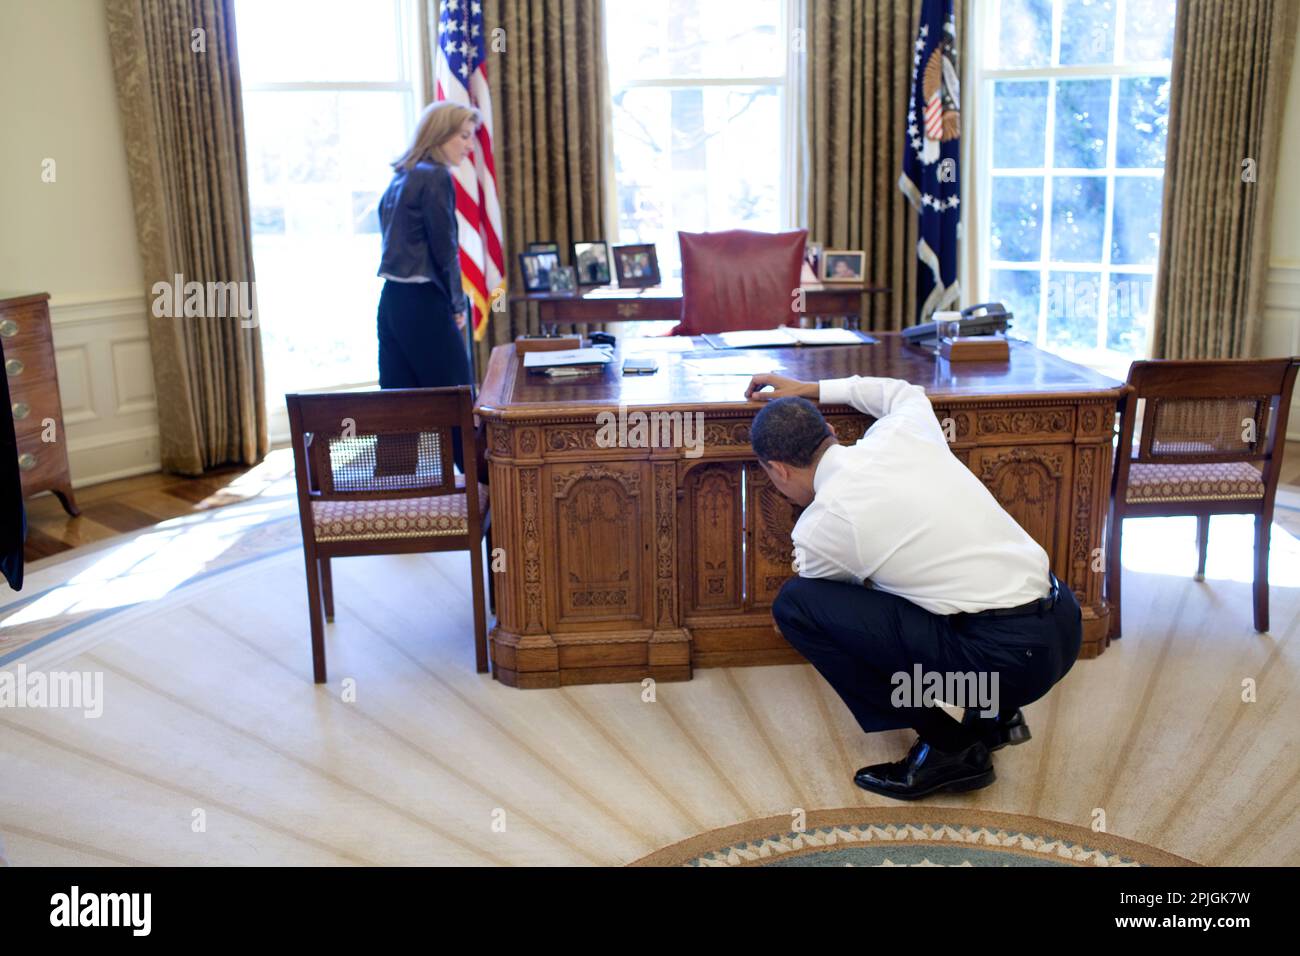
[476,334,1126,687]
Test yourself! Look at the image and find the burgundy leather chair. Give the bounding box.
[673,228,808,336]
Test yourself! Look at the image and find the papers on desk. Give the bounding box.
[522,347,612,370]
[681,355,784,376]
[704,326,876,349]
[622,336,697,352]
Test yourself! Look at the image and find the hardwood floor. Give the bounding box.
[22,449,297,562]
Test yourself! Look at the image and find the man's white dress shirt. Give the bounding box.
[790,375,1051,615]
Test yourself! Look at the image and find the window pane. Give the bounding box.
[1111,175,1163,264]
[1123,0,1176,62]
[990,269,1042,343]
[245,90,411,396]
[1054,79,1110,169]
[1050,176,1106,261]
[1107,274,1155,352]
[992,81,1048,167]
[995,0,1052,68]
[612,85,781,279]
[1116,76,1170,167]
[605,0,783,84]
[1059,0,1116,66]
[990,176,1045,262]
[1046,271,1101,349]
[236,0,402,83]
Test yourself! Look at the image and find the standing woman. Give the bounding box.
[376,101,481,471]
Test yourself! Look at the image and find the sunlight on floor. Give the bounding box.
[1121,513,1300,589]
[1,498,296,628]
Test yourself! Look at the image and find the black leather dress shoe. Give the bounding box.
[962,708,1032,751]
[854,737,995,801]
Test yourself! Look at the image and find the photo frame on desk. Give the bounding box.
[548,265,578,294]
[612,243,660,288]
[822,249,865,283]
[519,250,561,292]
[572,240,613,286]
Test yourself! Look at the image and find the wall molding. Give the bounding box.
[46,293,160,487]
[1261,264,1300,442]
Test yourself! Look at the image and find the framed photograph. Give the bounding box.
[519,250,560,292]
[527,241,560,254]
[572,240,613,286]
[548,265,578,294]
[804,241,823,276]
[822,249,866,283]
[612,243,660,288]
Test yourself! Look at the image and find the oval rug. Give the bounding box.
[631,807,1196,867]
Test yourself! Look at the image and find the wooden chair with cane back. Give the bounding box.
[1108,358,1299,637]
[286,386,490,682]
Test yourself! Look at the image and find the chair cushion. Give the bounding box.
[674,228,807,336]
[312,484,489,542]
[1124,461,1264,504]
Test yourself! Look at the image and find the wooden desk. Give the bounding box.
[511,281,888,332]
[475,333,1126,688]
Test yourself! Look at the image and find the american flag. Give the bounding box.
[899,0,961,322]
[436,0,504,342]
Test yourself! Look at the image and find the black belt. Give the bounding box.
[955,573,1059,621]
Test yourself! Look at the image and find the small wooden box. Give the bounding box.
[515,334,583,353]
[940,334,1010,362]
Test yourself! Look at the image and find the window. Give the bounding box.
[974,0,1176,371]
[604,0,796,283]
[236,0,421,409]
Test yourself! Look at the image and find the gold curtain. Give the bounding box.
[807,0,922,331]
[105,0,268,475]
[421,0,611,380]
[1152,0,1298,359]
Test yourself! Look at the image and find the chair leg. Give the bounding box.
[303,548,327,683]
[320,557,334,622]
[469,539,489,674]
[1194,515,1210,582]
[1253,513,1271,633]
[1107,509,1123,640]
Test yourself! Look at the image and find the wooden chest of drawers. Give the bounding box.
[0,293,78,517]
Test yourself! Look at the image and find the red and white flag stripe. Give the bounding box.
[436,48,504,341]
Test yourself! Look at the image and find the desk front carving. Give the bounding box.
[478,335,1123,688]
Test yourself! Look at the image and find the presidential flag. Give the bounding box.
[899,0,961,322]
[436,0,504,341]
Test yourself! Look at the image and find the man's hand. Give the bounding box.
[454,311,467,331]
[745,373,819,402]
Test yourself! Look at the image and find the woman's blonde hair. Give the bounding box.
[392,101,481,171]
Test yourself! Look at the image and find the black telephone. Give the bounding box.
[901,302,1013,347]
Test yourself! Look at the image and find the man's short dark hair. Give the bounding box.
[750,397,831,467]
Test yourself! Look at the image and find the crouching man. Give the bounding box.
[745,372,1083,800]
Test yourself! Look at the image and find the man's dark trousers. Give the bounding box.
[772,575,1083,748]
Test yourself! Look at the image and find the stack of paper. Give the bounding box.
[522,348,613,369]
[704,327,873,349]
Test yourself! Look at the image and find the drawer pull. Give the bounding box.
[0,319,17,337]
[18,453,36,471]
[5,358,23,377]
[616,304,642,318]
[11,402,29,420]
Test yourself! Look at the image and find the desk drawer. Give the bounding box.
[10,378,64,439]
[3,340,58,389]
[16,430,67,494]
[0,301,53,351]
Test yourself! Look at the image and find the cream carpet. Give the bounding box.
[0,474,1297,866]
